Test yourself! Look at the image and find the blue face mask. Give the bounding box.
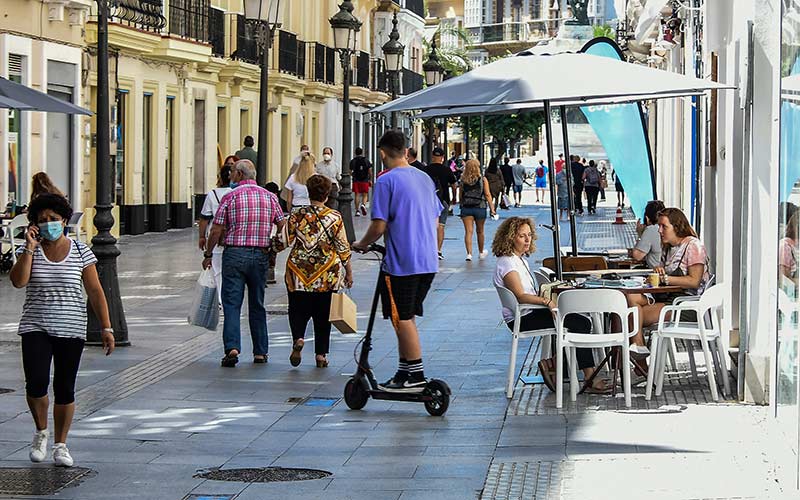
[38,221,64,241]
[229,182,239,189]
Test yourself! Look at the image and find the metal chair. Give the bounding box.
[0,214,29,265]
[555,289,638,408]
[495,285,556,399]
[66,211,84,242]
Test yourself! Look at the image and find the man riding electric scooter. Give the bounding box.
[352,130,443,391]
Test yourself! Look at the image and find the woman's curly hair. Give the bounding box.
[27,193,73,224]
[492,216,537,257]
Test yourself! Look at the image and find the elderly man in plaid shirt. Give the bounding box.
[203,160,286,367]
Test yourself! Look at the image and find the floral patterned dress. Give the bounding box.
[285,205,351,293]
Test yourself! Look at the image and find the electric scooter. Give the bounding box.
[343,244,451,416]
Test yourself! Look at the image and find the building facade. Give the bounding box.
[2,0,426,236]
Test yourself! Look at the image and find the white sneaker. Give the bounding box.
[466,254,472,261]
[479,250,489,259]
[53,443,73,467]
[29,429,48,463]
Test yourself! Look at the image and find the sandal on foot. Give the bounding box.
[253,355,268,364]
[585,384,613,395]
[315,355,328,368]
[221,352,239,367]
[290,339,304,367]
[537,359,557,392]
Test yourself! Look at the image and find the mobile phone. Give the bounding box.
[28,223,41,242]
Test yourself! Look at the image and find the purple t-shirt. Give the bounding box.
[371,166,444,276]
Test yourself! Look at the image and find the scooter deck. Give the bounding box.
[368,389,435,403]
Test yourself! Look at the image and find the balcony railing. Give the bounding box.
[168,0,210,42]
[391,0,425,18]
[400,68,423,95]
[371,58,387,93]
[309,43,335,84]
[467,20,552,45]
[278,30,303,77]
[232,15,259,64]
[110,0,166,32]
[326,46,336,85]
[208,7,225,56]
[355,51,370,88]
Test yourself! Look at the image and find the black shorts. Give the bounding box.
[379,272,435,326]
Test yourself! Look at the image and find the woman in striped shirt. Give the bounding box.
[10,193,115,467]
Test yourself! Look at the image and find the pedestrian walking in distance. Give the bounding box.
[501,156,514,197]
[459,159,497,261]
[534,160,548,203]
[571,155,585,215]
[419,146,457,260]
[280,144,310,210]
[285,175,354,368]
[511,159,526,207]
[235,136,258,166]
[350,147,373,217]
[285,153,316,210]
[353,129,443,391]
[582,159,601,215]
[484,157,505,212]
[199,157,236,303]
[316,147,341,211]
[10,193,115,467]
[203,159,285,367]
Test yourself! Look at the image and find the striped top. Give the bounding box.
[17,240,98,340]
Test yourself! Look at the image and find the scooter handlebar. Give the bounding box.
[367,244,386,255]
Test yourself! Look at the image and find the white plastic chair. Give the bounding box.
[66,211,84,242]
[0,214,29,264]
[555,289,638,409]
[646,284,730,402]
[495,285,556,398]
[533,269,551,286]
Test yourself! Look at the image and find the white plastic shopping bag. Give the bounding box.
[188,269,219,330]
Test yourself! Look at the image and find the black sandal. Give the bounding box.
[289,339,304,367]
[253,355,268,364]
[538,359,557,392]
[221,353,239,367]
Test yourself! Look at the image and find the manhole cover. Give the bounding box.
[195,467,331,483]
[0,388,14,395]
[0,467,92,495]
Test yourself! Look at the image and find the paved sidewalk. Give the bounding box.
[0,189,795,499]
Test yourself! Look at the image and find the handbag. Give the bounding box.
[330,291,357,333]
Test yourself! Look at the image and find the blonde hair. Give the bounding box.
[461,159,481,185]
[492,217,537,257]
[31,172,64,200]
[295,153,317,185]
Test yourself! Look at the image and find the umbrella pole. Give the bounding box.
[544,101,563,280]
[465,116,470,159]
[479,115,485,166]
[559,106,578,256]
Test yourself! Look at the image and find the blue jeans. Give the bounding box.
[221,247,269,356]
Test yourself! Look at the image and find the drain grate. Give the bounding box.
[195,467,331,483]
[0,467,92,495]
[0,388,14,395]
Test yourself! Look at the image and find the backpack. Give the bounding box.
[536,165,545,178]
[585,167,600,185]
[461,178,485,208]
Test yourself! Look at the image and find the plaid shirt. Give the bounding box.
[213,180,285,248]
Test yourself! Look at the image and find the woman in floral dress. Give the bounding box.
[284,174,353,367]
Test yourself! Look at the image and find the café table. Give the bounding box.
[548,283,685,396]
[555,268,656,280]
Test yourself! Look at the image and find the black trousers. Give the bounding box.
[572,185,584,213]
[21,332,84,405]
[507,310,595,370]
[585,186,600,213]
[288,291,333,355]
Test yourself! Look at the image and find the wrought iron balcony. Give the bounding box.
[168,0,210,42]
[278,30,306,77]
[109,0,166,31]
[232,15,259,64]
[208,7,225,57]
[467,20,551,45]
[355,51,370,88]
[400,68,423,95]
[309,43,335,85]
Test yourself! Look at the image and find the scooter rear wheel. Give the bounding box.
[424,379,450,416]
[344,377,369,410]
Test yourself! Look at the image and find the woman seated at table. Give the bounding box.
[492,217,610,393]
[629,200,665,268]
[627,207,712,359]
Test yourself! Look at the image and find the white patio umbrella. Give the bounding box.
[372,51,732,278]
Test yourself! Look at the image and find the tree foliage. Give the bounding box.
[422,23,473,79]
[592,24,615,39]
[457,111,546,156]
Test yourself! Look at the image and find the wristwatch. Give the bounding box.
[102,327,114,334]
[203,252,213,259]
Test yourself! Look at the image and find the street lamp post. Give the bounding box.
[243,0,284,186]
[330,0,361,243]
[423,39,444,164]
[382,11,404,129]
[88,0,129,346]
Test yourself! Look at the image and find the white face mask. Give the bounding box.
[323,153,332,162]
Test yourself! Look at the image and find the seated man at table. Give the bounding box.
[492,217,610,393]
[625,208,712,364]
[629,200,665,268]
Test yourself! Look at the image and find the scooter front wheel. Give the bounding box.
[424,379,451,416]
[344,377,369,410]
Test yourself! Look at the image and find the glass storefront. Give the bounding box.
[777,0,800,486]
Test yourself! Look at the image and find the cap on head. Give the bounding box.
[432,146,445,157]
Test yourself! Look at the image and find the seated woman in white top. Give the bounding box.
[630,200,665,268]
[284,154,315,209]
[492,217,609,394]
